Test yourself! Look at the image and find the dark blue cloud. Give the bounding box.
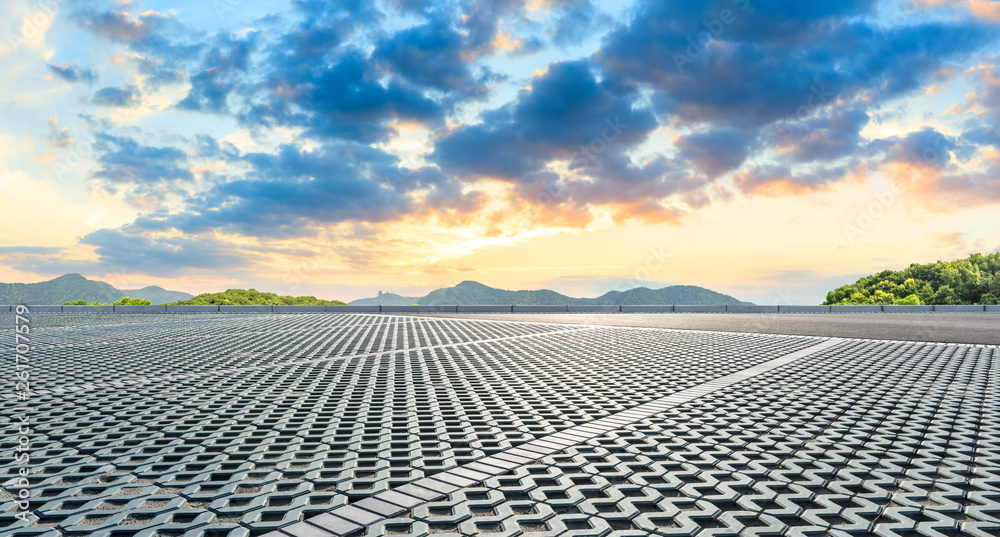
[244,49,443,143]
[46,63,96,84]
[373,17,484,95]
[432,59,657,179]
[675,128,757,178]
[548,0,612,47]
[597,1,995,129]
[771,107,870,163]
[92,132,194,184]
[74,8,203,61]
[80,228,257,275]
[869,128,965,169]
[93,86,139,107]
[128,141,480,238]
[963,123,1000,148]
[177,34,257,113]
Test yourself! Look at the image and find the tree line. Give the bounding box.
[824,253,1000,305]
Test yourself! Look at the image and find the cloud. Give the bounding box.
[244,49,443,143]
[733,163,850,196]
[870,128,964,169]
[80,227,259,276]
[596,1,995,130]
[176,34,257,113]
[75,8,201,59]
[93,86,140,107]
[0,246,63,254]
[92,132,193,185]
[46,118,74,148]
[46,64,96,84]
[373,16,484,95]
[432,59,657,179]
[548,0,613,47]
[771,107,870,163]
[873,128,1000,207]
[128,142,420,238]
[675,128,757,178]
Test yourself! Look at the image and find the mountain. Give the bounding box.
[349,292,423,306]
[349,281,752,306]
[0,273,193,305]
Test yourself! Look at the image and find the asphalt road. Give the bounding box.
[403,312,1000,345]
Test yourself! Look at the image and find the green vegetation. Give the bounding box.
[113,296,153,305]
[63,297,153,306]
[167,288,346,306]
[823,252,1000,306]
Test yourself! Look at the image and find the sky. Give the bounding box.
[1,0,999,304]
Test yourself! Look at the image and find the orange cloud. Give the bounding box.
[609,202,685,225]
[881,161,1000,211]
[492,32,521,53]
[969,0,1000,20]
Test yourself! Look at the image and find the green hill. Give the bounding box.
[168,288,346,306]
[348,292,423,306]
[824,252,1000,305]
[0,273,193,305]
[349,281,752,306]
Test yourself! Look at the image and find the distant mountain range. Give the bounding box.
[0,274,193,305]
[349,281,752,306]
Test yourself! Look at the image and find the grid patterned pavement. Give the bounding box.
[1,313,997,537]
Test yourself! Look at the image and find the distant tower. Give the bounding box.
[378,290,382,296]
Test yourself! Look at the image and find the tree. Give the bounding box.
[823,252,1000,305]
[113,297,153,306]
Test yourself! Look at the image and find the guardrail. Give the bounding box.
[4,304,998,313]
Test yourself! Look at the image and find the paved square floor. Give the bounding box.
[1,313,997,537]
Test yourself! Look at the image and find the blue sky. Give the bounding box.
[1,0,999,303]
